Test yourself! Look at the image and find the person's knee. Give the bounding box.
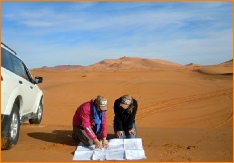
[83,141,93,146]
[118,135,125,139]
[128,134,137,138]
[126,131,137,138]
[81,138,94,146]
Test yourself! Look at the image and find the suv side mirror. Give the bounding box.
[34,76,43,84]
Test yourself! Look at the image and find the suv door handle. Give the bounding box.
[19,80,23,84]
[30,86,33,89]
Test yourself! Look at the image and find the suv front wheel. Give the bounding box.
[1,104,20,150]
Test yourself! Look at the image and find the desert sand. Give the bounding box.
[1,57,233,162]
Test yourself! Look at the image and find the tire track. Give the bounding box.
[214,109,233,128]
[136,88,232,122]
[106,88,232,126]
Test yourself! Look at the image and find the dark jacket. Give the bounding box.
[114,97,138,131]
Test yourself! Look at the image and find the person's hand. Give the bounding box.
[116,131,124,138]
[94,138,102,149]
[129,128,136,135]
[102,138,109,148]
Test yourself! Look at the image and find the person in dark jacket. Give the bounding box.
[113,94,138,139]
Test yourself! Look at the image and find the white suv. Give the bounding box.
[1,42,44,150]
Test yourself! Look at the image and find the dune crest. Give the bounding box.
[193,59,233,75]
[34,57,232,76]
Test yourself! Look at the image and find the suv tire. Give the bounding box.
[29,100,43,124]
[1,104,20,150]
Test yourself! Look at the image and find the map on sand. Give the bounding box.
[73,138,146,161]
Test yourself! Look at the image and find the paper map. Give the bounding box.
[73,138,146,161]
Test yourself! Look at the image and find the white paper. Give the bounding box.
[92,148,107,160]
[72,142,95,160]
[73,138,146,161]
[124,138,143,150]
[73,150,93,160]
[108,138,124,145]
[108,138,124,151]
[106,150,125,160]
[75,142,95,151]
[125,150,146,160]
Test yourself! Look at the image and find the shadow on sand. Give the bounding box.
[28,130,116,147]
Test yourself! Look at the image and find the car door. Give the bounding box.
[1,47,19,115]
[22,63,40,113]
[11,55,37,115]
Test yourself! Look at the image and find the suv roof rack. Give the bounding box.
[1,42,17,55]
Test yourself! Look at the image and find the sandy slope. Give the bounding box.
[1,58,233,162]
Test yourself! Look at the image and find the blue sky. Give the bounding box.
[2,2,233,68]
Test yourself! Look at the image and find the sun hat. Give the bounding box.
[120,94,132,109]
[95,95,108,111]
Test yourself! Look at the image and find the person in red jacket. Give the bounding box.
[113,94,138,139]
[72,95,109,149]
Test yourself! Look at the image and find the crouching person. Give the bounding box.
[114,94,138,139]
[72,95,109,149]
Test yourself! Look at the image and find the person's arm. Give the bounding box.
[93,138,102,149]
[127,99,138,130]
[101,137,109,148]
[80,101,104,149]
[81,102,97,140]
[114,99,123,131]
[99,112,109,148]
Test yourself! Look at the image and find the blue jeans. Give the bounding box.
[114,123,137,139]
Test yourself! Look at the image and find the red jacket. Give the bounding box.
[73,100,107,140]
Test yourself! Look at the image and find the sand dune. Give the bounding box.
[36,56,184,71]
[2,57,233,162]
[35,57,233,74]
[193,60,233,75]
